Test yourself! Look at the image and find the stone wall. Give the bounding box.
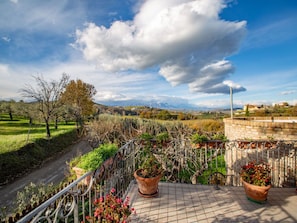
[223,118,297,187]
[224,117,297,141]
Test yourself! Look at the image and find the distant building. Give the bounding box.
[243,104,262,112]
[272,102,289,107]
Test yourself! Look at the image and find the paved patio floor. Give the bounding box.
[127,182,297,223]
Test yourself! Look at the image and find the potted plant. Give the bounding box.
[70,144,118,185]
[191,133,209,148]
[134,133,164,197]
[240,161,272,203]
[85,188,135,223]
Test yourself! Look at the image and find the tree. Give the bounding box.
[245,104,250,117]
[139,110,153,119]
[0,100,16,120]
[177,112,186,120]
[157,110,172,120]
[14,101,38,124]
[21,74,70,138]
[60,79,96,132]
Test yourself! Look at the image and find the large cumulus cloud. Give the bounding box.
[74,0,247,94]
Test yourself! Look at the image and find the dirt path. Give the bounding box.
[0,139,92,208]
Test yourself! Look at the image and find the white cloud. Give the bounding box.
[188,61,246,94]
[2,36,10,42]
[74,0,246,95]
[0,63,30,100]
[95,91,130,101]
[0,63,9,73]
[281,90,296,95]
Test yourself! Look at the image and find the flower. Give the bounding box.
[241,161,271,186]
[85,188,135,223]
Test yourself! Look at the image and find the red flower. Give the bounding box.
[241,161,271,186]
[85,189,135,223]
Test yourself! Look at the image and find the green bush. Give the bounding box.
[16,182,56,212]
[211,133,227,141]
[156,132,169,143]
[191,133,209,143]
[139,133,153,141]
[73,143,118,171]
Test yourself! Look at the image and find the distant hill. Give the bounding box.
[95,99,208,111]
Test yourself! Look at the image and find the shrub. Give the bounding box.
[86,188,135,223]
[139,133,153,141]
[191,133,209,144]
[156,132,169,143]
[15,182,56,212]
[72,144,118,171]
[211,133,227,141]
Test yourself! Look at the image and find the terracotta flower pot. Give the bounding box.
[134,169,162,198]
[72,166,91,185]
[242,179,271,203]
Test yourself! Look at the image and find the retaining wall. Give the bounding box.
[224,117,297,141]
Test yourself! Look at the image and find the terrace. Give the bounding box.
[14,140,297,223]
[127,182,297,222]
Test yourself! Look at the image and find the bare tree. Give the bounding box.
[20,73,70,138]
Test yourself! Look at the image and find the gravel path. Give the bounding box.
[0,139,92,208]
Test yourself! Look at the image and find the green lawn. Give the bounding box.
[0,114,79,185]
[0,115,76,154]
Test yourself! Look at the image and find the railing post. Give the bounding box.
[73,196,79,223]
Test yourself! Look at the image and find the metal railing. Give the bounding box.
[15,139,296,223]
[16,140,138,223]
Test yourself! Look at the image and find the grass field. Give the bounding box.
[0,114,76,154]
[0,114,79,185]
[181,119,224,133]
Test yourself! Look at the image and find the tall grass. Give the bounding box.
[182,119,224,134]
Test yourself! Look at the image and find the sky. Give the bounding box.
[0,0,297,110]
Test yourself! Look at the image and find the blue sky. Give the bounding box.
[0,0,297,109]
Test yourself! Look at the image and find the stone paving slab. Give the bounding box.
[127,182,297,223]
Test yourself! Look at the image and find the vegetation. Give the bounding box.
[0,115,78,184]
[20,74,70,138]
[138,107,228,120]
[60,79,97,131]
[191,133,208,143]
[198,154,226,184]
[3,76,296,221]
[237,103,297,117]
[182,119,224,134]
[85,188,135,223]
[0,106,226,186]
[15,182,56,213]
[136,133,163,178]
[0,182,58,220]
[241,161,271,186]
[69,143,118,172]
[178,153,226,185]
[4,97,295,219]
[0,114,76,154]
[190,132,227,144]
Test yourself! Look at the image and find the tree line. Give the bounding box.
[0,74,97,138]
